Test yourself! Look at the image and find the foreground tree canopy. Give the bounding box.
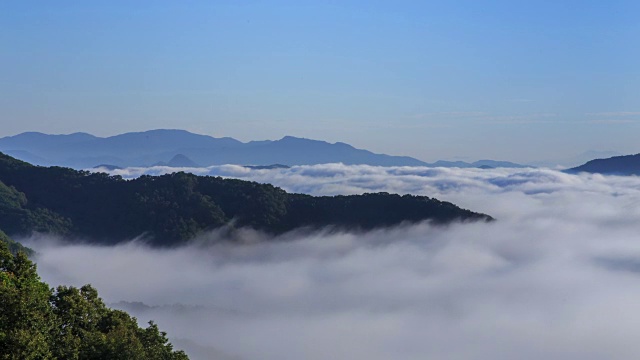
[0,152,492,246]
[0,241,188,359]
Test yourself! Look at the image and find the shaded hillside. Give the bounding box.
[567,154,640,175]
[0,228,33,256]
[0,152,492,246]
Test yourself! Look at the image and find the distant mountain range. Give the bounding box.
[567,153,640,175]
[0,130,527,169]
[428,159,528,169]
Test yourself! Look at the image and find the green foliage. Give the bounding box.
[0,241,188,359]
[138,321,189,360]
[0,151,493,246]
[0,229,34,257]
[0,242,53,359]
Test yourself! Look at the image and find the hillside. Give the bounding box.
[0,152,493,246]
[567,153,640,175]
[0,228,33,256]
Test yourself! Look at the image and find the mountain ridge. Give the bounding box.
[0,130,527,169]
[567,153,640,175]
[0,152,493,247]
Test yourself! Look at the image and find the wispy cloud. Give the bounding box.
[408,111,488,120]
[582,112,640,125]
[586,111,640,117]
[509,98,535,103]
[406,112,559,125]
[478,113,558,125]
[587,119,640,124]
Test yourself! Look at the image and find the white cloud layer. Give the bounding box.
[25,165,640,360]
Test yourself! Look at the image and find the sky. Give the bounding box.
[2,0,640,163]
[27,164,640,359]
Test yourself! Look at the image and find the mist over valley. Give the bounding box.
[3,1,639,359]
[18,164,640,360]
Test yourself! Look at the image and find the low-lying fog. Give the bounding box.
[24,165,640,360]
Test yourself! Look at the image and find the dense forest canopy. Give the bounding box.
[0,240,188,359]
[0,152,492,246]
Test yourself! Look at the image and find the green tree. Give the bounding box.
[51,284,189,359]
[0,229,34,257]
[0,240,189,359]
[0,241,54,359]
[138,321,189,360]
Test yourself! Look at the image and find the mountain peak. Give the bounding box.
[167,154,200,167]
[279,135,316,142]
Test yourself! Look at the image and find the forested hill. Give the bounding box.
[0,152,493,246]
[567,153,640,175]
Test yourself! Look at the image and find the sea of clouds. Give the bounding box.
[23,164,640,360]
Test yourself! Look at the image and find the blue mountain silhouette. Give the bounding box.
[0,129,526,169]
[567,153,640,175]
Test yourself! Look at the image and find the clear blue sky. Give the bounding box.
[1,1,639,162]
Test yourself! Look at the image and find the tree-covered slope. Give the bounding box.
[0,229,33,257]
[0,240,188,359]
[0,152,493,246]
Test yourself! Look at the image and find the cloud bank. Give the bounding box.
[25,166,640,360]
